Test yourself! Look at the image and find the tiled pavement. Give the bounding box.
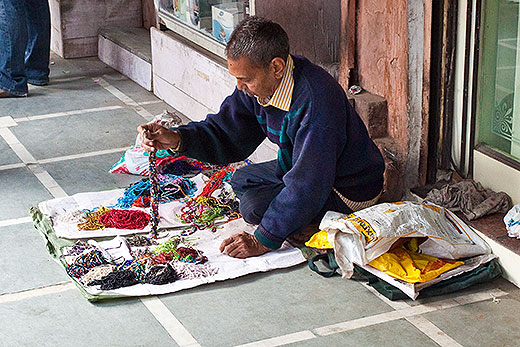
[1,54,520,347]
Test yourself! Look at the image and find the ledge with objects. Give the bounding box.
[411,182,520,288]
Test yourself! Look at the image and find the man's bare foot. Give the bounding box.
[286,223,319,247]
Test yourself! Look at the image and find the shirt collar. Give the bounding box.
[256,55,295,111]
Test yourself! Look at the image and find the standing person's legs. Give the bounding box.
[24,0,50,86]
[230,160,284,225]
[0,0,29,96]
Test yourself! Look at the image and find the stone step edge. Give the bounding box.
[98,27,152,63]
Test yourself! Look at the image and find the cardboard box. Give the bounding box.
[211,2,244,43]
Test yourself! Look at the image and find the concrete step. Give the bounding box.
[468,213,520,288]
[50,0,142,58]
[98,27,152,91]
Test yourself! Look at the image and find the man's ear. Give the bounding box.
[270,57,286,79]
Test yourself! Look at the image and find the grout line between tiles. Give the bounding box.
[95,76,155,121]
[406,315,463,347]
[0,282,75,304]
[314,288,508,336]
[0,128,65,198]
[234,331,316,347]
[0,216,33,227]
[0,162,25,171]
[362,280,462,346]
[15,105,124,122]
[140,296,201,347]
[38,147,129,164]
[240,288,508,346]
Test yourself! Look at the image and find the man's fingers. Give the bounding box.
[219,234,239,252]
[223,241,241,256]
[228,246,247,258]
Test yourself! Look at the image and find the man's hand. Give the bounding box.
[219,232,271,258]
[137,123,180,153]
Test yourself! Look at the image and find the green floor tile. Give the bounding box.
[159,265,394,347]
[0,290,177,347]
[41,152,141,195]
[0,223,68,294]
[0,136,21,166]
[0,167,53,220]
[288,319,439,347]
[11,108,143,160]
[423,296,520,347]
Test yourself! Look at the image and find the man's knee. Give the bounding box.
[229,166,251,197]
[238,200,263,225]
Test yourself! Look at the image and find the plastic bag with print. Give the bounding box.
[110,110,183,175]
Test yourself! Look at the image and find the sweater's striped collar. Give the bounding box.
[256,55,294,112]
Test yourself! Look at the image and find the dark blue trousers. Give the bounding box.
[230,160,357,226]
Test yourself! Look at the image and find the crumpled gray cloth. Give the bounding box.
[425,179,513,220]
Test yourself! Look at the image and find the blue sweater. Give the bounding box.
[175,55,385,249]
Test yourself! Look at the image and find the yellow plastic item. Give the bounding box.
[368,243,464,283]
[305,230,333,249]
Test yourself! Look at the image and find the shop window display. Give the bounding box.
[157,0,251,52]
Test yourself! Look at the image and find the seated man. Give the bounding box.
[138,16,385,259]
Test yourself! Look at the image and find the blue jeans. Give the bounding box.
[0,0,50,96]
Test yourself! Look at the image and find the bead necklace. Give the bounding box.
[98,209,150,230]
[57,210,87,224]
[66,249,107,278]
[77,206,111,231]
[169,262,219,280]
[80,264,115,285]
[179,167,240,231]
[149,151,160,238]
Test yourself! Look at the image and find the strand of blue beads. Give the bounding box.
[149,151,160,238]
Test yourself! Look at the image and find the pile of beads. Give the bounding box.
[151,236,207,264]
[126,234,156,247]
[57,210,87,224]
[153,235,192,254]
[170,262,219,280]
[80,264,115,285]
[88,269,139,290]
[77,206,111,231]
[175,246,208,264]
[98,209,150,229]
[146,263,177,285]
[179,167,240,232]
[66,249,107,278]
[60,240,92,258]
[113,174,196,209]
[117,259,147,282]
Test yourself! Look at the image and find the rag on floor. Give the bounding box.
[425,179,512,220]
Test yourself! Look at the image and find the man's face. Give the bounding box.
[227,57,280,100]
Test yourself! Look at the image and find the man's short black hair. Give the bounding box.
[225,16,289,68]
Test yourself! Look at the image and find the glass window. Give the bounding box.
[157,0,251,56]
[477,0,520,162]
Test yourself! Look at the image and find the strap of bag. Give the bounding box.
[308,251,340,277]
